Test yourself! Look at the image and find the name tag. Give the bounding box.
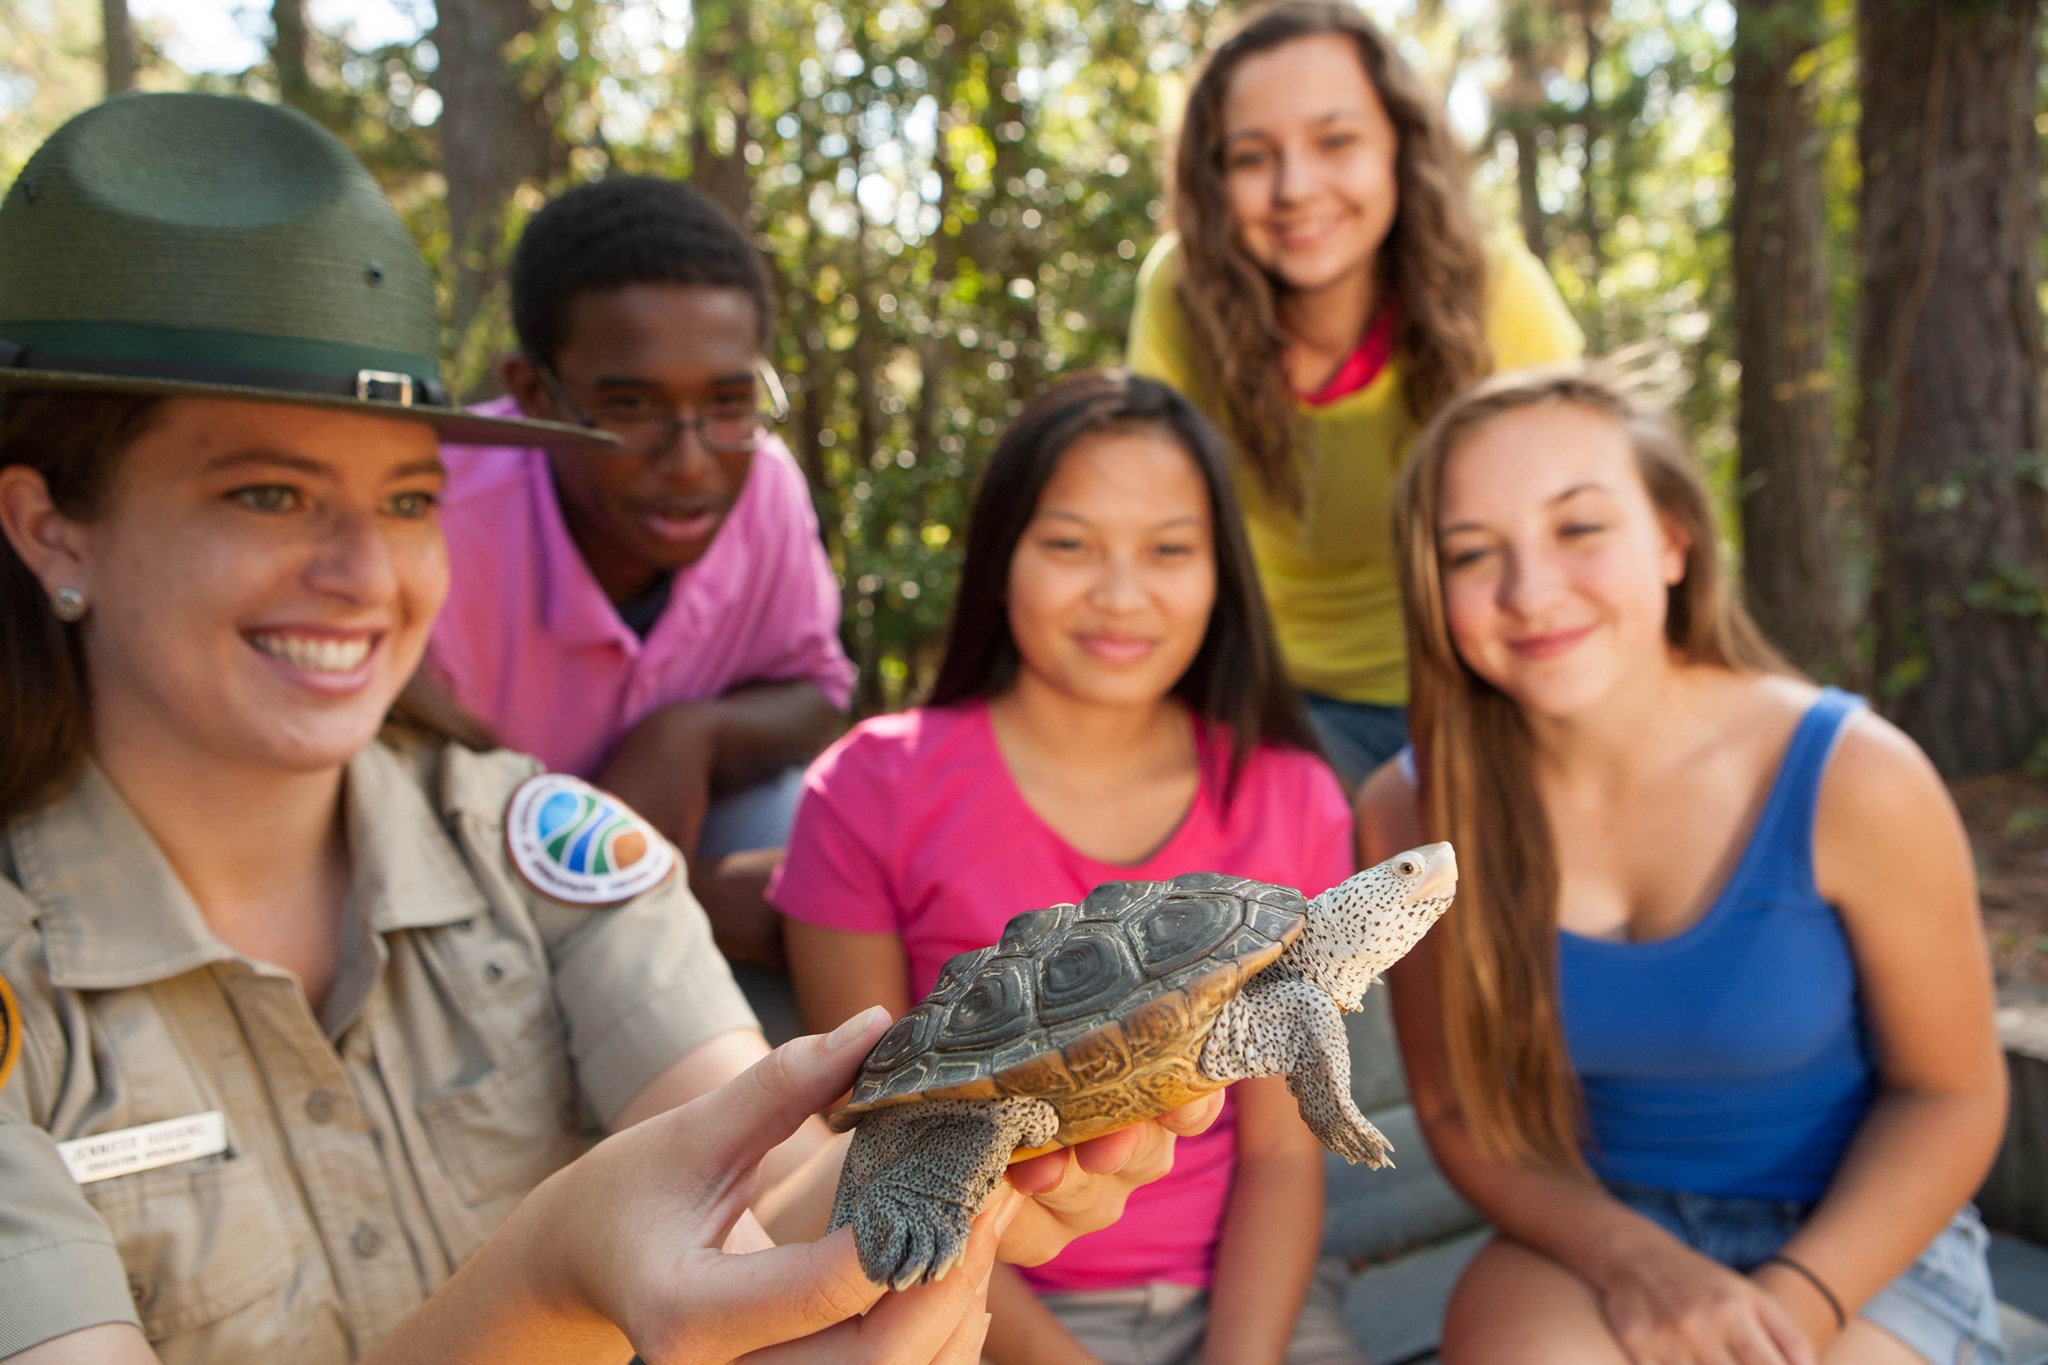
[57,1111,228,1185]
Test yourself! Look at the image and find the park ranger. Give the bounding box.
[0,92,1212,1365]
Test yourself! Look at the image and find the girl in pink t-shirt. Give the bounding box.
[772,370,1364,1364]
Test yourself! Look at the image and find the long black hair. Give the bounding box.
[928,369,1319,797]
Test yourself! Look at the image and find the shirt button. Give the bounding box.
[351,1222,384,1258]
[482,960,505,984]
[304,1090,337,1124]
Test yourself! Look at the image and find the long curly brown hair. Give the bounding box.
[1171,0,1492,513]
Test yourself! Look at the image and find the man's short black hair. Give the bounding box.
[509,176,773,365]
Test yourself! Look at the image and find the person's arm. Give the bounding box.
[982,1265,1104,1365]
[1199,1077,1324,1365]
[598,678,842,858]
[1124,237,1203,398]
[1746,714,2008,1344]
[9,1326,156,1365]
[15,1026,1000,1365]
[1482,234,1585,371]
[359,1015,1001,1365]
[784,919,913,1036]
[600,679,841,968]
[1358,763,1815,1365]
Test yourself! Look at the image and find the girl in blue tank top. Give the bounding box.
[1356,367,2007,1365]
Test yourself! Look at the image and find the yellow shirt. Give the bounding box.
[1127,235,1584,704]
[0,740,754,1362]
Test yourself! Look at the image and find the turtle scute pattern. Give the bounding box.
[830,873,1309,1141]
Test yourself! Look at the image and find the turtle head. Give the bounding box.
[1294,843,1457,1011]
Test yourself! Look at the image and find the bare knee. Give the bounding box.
[1439,1236,1632,1365]
[1821,1319,1923,1365]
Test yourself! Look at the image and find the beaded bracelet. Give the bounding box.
[1759,1252,1847,1330]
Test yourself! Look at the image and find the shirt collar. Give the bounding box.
[526,446,641,652]
[341,741,489,935]
[13,744,485,990]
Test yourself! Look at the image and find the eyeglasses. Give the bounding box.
[535,359,791,458]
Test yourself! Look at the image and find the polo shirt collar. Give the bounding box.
[13,745,484,991]
[527,448,640,652]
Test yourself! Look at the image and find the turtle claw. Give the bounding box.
[925,1245,966,1287]
[852,1188,974,1289]
[1326,1116,1394,1168]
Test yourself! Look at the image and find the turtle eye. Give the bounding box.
[1396,856,1420,877]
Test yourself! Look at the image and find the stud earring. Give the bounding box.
[50,586,88,621]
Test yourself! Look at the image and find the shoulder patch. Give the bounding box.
[504,774,676,908]
[0,973,19,1094]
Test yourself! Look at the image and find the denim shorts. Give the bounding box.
[1300,693,1407,788]
[1607,1181,2006,1365]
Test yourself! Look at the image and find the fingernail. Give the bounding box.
[994,1191,1023,1236]
[828,1005,888,1051]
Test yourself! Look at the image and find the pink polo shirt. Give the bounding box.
[769,702,1354,1293]
[428,395,855,778]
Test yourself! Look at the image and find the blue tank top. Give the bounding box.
[1558,687,1875,1202]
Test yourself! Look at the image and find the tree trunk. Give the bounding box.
[1858,0,2048,775]
[687,0,754,224]
[1731,0,1842,675]
[1499,8,1550,263]
[272,0,317,117]
[101,0,134,96]
[1574,0,1607,284]
[432,0,557,355]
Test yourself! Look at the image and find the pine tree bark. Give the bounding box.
[1499,8,1550,263]
[1731,0,1842,674]
[432,0,557,353]
[272,0,316,117]
[1858,0,2047,775]
[687,0,754,225]
[101,0,134,96]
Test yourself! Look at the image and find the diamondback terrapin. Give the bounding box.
[826,841,1458,1288]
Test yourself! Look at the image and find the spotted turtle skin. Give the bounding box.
[828,871,1308,1148]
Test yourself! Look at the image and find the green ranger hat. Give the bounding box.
[0,91,608,450]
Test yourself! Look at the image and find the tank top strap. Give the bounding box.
[1747,686,1866,896]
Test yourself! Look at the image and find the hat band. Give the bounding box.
[0,319,451,407]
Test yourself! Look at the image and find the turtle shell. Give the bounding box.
[829,872,1308,1147]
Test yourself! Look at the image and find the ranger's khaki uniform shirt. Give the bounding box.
[0,739,755,1362]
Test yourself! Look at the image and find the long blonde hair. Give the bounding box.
[1171,0,1492,514]
[1393,367,1789,1169]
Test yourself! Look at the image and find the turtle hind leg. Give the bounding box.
[831,1097,1059,1290]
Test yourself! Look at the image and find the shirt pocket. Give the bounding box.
[84,1151,295,1343]
[415,1028,582,1261]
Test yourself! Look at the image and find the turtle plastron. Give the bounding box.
[830,1097,1060,1290]
[1198,971,1393,1168]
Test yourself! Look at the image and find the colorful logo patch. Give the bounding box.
[0,972,19,1095]
[505,774,676,907]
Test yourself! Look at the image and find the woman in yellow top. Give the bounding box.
[1128,0,1583,784]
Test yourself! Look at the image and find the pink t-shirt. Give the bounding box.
[428,395,855,778]
[769,702,1354,1293]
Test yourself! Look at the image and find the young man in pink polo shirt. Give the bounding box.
[429,178,853,977]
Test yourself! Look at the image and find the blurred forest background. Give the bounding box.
[3,0,2045,783]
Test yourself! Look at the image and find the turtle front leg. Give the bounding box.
[1199,976,1393,1168]
[830,1097,1060,1289]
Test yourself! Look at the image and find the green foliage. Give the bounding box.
[6,0,2010,725]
